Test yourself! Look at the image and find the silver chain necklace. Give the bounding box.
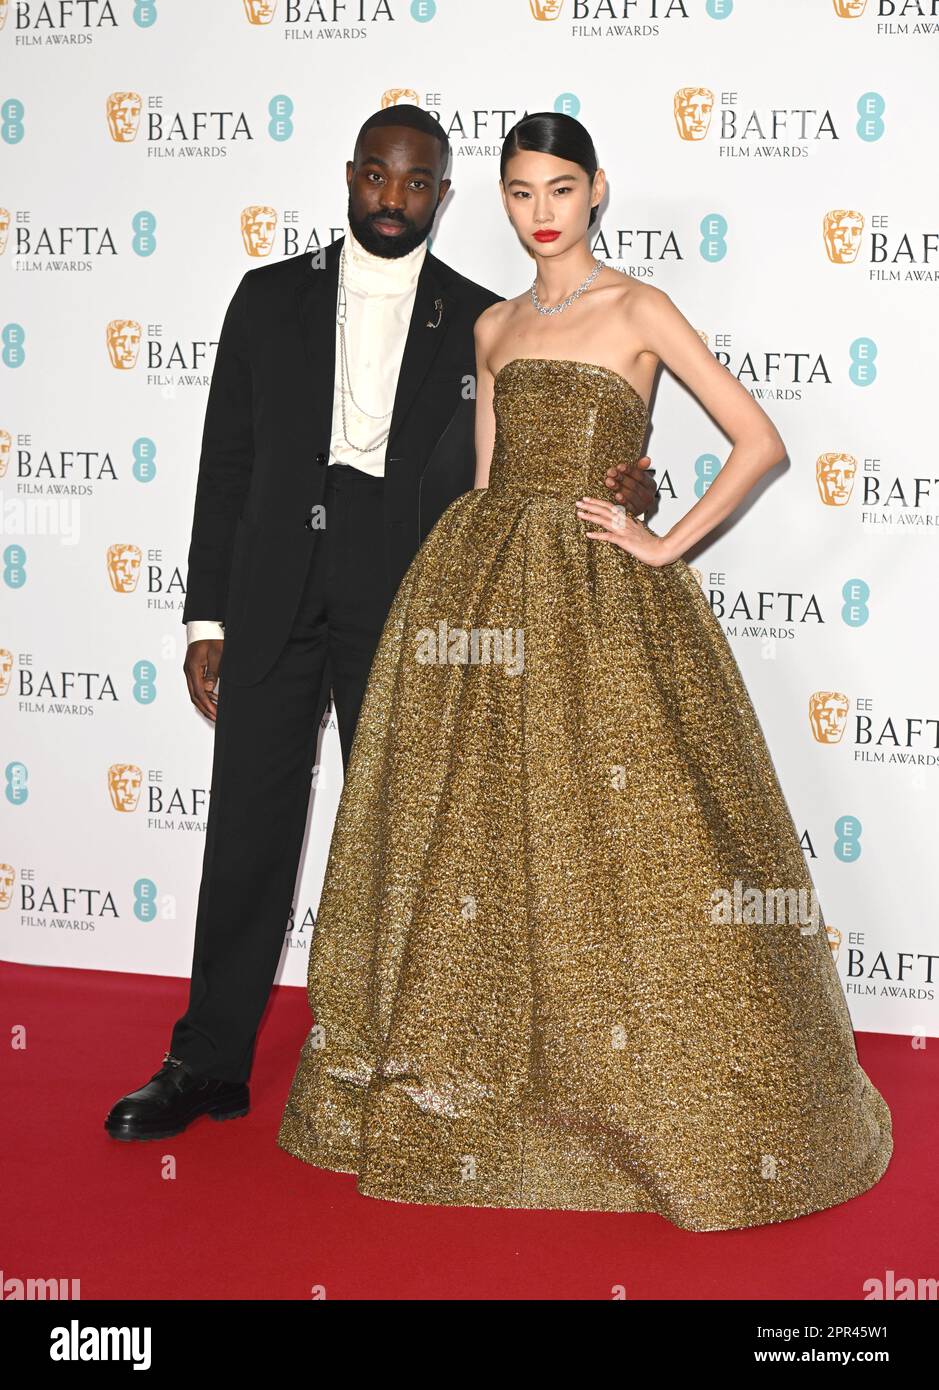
[530,257,602,315]
[335,245,394,454]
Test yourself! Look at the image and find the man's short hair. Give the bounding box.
[354,105,450,176]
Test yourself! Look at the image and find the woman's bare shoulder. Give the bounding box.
[474,296,525,357]
[475,293,527,328]
[594,266,670,311]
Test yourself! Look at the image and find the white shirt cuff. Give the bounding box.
[186,620,225,644]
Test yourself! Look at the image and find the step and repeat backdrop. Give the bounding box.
[1,0,935,1037]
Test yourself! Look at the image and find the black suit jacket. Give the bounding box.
[182,234,503,686]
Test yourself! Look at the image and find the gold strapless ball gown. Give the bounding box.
[276,356,893,1232]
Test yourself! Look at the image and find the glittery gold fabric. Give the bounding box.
[276,356,893,1231]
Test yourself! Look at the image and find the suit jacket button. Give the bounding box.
[315,452,327,464]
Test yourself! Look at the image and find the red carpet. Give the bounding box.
[0,961,925,1300]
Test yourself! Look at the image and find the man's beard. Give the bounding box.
[347,197,434,258]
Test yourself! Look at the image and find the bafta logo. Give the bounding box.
[0,862,14,909]
[106,92,143,143]
[823,209,864,264]
[381,89,420,110]
[688,566,703,587]
[108,764,143,813]
[0,1,7,32]
[827,923,842,960]
[0,428,10,479]
[243,0,276,21]
[529,0,564,17]
[241,205,277,257]
[106,320,142,370]
[832,0,867,16]
[0,646,12,694]
[809,691,850,745]
[674,87,714,141]
[0,208,9,256]
[106,543,142,593]
[816,452,858,506]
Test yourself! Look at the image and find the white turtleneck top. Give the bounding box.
[186,220,428,645]
[330,216,427,474]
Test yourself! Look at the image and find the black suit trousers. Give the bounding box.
[169,464,389,1082]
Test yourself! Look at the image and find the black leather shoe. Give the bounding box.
[104,1052,250,1141]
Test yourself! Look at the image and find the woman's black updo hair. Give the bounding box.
[500,111,600,227]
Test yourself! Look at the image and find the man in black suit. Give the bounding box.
[104,104,656,1141]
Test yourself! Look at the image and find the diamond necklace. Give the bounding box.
[530,257,602,315]
[335,244,394,454]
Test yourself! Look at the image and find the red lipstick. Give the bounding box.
[533,230,561,242]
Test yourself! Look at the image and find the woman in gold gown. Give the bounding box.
[276,113,892,1232]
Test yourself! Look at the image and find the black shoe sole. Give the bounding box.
[104,1100,250,1142]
